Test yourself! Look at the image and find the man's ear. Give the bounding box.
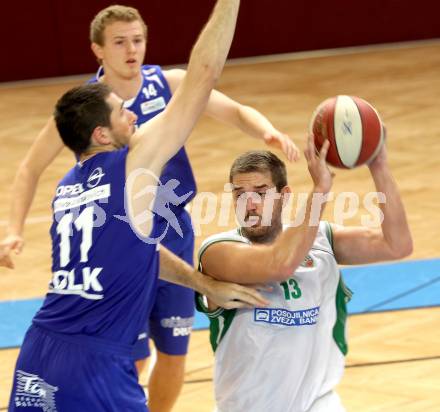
[91,126,111,146]
[91,42,104,61]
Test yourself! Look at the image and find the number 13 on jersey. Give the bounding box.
[280,278,302,300]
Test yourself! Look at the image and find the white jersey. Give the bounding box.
[197,222,352,412]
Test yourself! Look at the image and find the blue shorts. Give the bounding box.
[9,325,148,412]
[133,213,195,359]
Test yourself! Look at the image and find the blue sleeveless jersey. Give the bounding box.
[89,66,196,253]
[33,148,160,347]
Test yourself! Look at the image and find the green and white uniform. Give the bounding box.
[197,222,352,412]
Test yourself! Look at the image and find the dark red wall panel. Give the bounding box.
[2,0,440,82]
[0,0,60,81]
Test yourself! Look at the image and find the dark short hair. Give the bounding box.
[229,150,287,191]
[54,83,112,156]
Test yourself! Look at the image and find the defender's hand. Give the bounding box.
[263,132,300,162]
[203,276,270,310]
[0,234,24,269]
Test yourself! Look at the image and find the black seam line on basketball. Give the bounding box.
[331,97,345,167]
[351,96,364,165]
[346,355,440,369]
[362,274,440,312]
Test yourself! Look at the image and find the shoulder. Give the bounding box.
[141,65,171,82]
[141,64,161,73]
[87,66,103,84]
[99,147,129,163]
[84,148,129,177]
[57,166,78,188]
[199,228,250,257]
[319,221,333,245]
[140,65,174,93]
[198,228,250,272]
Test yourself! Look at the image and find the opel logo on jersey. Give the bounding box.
[87,167,105,188]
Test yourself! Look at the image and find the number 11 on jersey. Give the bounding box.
[56,206,94,267]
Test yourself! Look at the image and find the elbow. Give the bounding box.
[267,250,301,281]
[196,62,221,87]
[389,237,414,260]
[271,268,294,282]
[206,67,221,87]
[398,238,414,258]
[17,161,40,182]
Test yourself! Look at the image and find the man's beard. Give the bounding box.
[241,214,282,244]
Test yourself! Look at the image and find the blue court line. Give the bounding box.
[341,258,440,314]
[363,275,440,312]
[0,298,43,349]
[0,258,439,349]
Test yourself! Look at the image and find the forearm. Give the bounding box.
[159,247,209,295]
[7,165,40,236]
[268,138,332,278]
[370,166,412,256]
[187,0,239,83]
[271,188,329,278]
[236,105,278,140]
[7,117,63,236]
[132,0,240,171]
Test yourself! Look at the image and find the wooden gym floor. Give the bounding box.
[0,40,439,410]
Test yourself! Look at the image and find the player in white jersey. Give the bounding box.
[197,140,412,412]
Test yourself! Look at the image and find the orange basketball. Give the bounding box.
[309,95,385,168]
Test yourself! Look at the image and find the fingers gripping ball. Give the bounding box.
[309,95,384,168]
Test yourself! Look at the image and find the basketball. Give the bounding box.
[309,95,385,168]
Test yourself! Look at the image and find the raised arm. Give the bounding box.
[125,0,240,237]
[201,137,332,284]
[332,144,413,265]
[127,0,240,176]
[0,117,64,268]
[165,68,299,162]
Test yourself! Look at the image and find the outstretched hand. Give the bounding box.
[263,131,300,162]
[0,234,24,269]
[304,135,333,194]
[203,276,270,310]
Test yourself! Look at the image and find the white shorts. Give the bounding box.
[307,391,346,412]
[214,390,345,412]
